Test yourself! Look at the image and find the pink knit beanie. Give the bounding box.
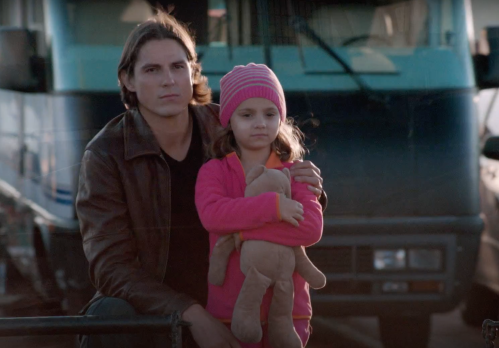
[219,63,286,128]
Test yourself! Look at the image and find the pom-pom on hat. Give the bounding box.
[219,63,286,127]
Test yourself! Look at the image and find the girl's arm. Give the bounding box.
[240,179,323,247]
[195,160,281,234]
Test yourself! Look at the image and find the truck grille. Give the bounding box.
[308,245,447,296]
[307,246,374,274]
[315,280,372,295]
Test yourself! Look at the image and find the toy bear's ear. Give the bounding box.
[246,165,266,185]
[282,168,291,181]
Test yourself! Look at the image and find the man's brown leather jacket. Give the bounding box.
[76,104,221,315]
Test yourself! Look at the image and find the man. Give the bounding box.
[76,10,325,348]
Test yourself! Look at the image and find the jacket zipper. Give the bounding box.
[159,153,172,283]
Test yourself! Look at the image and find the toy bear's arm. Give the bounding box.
[240,179,323,247]
[195,160,281,234]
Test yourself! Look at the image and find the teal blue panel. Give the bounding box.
[197,46,265,75]
[202,46,473,92]
[56,46,122,91]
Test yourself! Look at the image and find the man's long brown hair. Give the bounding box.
[117,10,211,108]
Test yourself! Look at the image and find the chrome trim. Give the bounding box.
[464,0,476,55]
[0,179,79,231]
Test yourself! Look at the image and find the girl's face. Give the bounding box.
[230,98,281,153]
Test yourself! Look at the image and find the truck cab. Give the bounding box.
[0,1,497,347]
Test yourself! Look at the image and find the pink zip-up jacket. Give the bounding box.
[195,151,323,323]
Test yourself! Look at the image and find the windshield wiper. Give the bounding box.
[288,15,371,94]
[289,15,392,108]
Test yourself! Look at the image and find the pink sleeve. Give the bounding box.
[240,179,323,247]
[195,160,281,235]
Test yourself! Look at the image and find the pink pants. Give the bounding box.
[226,319,311,348]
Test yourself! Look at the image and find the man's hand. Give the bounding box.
[182,304,241,348]
[290,160,323,197]
[279,195,304,227]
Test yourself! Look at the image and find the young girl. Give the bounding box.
[195,63,323,348]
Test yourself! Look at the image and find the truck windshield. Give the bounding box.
[46,0,474,92]
[45,0,153,91]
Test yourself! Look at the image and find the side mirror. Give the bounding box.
[0,27,40,91]
[483,136,499,160]
[475,27,499,89]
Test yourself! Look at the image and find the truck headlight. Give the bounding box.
[374,249,406,270]
[408,249,442,271]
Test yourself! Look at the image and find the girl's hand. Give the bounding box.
[279,195,304,227]
[290,160,323,197]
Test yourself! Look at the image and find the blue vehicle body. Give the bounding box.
[0,0,486,333]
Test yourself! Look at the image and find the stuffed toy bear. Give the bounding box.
[208,165,326,348]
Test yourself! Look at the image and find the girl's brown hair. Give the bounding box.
[117,10,211,108]
[209,117,307,162]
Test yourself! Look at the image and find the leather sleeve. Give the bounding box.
[76,149,196,315]
[319,189,328,212]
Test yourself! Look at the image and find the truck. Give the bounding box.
[460,0,499,327]
[0,1,496,347]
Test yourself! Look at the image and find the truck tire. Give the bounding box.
[33,229,65,315]
[35,230,94,315]
[461,282,499,327]
[378,315,431,348]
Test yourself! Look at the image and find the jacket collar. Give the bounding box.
[265,151,284,169]
[123,104,222,161]
[124,108,161,161]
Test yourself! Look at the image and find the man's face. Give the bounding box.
[124,39,193,119]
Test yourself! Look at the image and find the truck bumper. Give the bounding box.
[309,215,483,317]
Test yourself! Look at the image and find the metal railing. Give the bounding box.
[483,319,499,348]
[0,311,190,348]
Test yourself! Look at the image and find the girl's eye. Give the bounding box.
[266,113,276,117]
[174,64,184,69]
[240,113,251,117]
